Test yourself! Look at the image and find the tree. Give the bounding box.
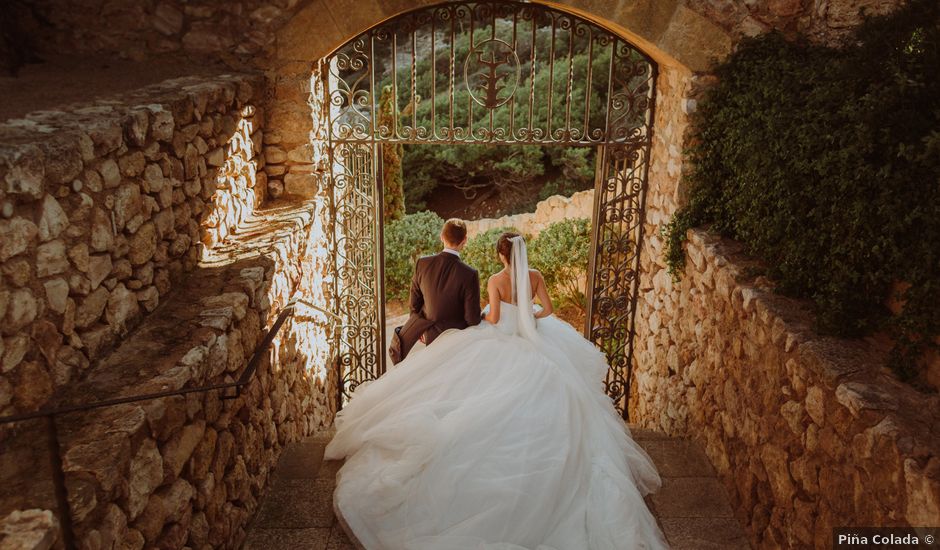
[379,85,405,221]
[373,20,620,210]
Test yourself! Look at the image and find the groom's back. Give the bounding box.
[413,252,480,341]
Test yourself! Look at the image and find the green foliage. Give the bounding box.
[530,218,592,312]
[663,0,940,383]
[461,226,520,300]
[383,215,594,309]
[379,86,405,221]
[539,148,596,201]
[384,211,444,300]
[402,143,548,210]
[375,19,608,209]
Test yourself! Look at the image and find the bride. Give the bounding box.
[324,233,668,550]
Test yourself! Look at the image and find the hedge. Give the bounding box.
[384,214,592,309]
[663,0,940,383]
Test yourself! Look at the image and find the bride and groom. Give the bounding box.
[325,219,668,549]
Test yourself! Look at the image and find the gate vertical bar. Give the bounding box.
[622,63,658,420]
[375,143,387,377]
[584,145,606,338]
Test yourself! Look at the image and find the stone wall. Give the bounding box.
[0,198,339,550]
[631,229,940,548]
[464,189,594,239]
[0,73,264,417]
[48,200,338,550]
[10,0,901,72]
[0,69,341,550]
[262,62,325,201]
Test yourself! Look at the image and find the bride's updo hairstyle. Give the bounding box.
[496,232,521,264]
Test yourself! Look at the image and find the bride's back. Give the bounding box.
[489,268,540,305]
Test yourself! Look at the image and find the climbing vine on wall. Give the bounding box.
[663,0,940,384]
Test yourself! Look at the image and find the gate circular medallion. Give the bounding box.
[463,38,521,109]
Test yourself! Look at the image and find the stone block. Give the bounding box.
[90,208,114,252]
[149,106,175,142]
[3,289,38,335]
[43,278,69,315]
[264,146,288,165]
[835,382,898,418]
[37,195,69,242]
[128,438,164,520]
[127,222,157,266]
[162,420,206,480]
[119,151,146,177]
[106,283,140,329]
[75,287,109,329]
[87,254,112,290]
[113,184,143,231]
[3,146,45,199]
[0,218,38,262]
[132,492,167,543]
[0,509,59,550]
[283,173,318,198]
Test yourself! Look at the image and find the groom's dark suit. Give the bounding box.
[389,251,481,364]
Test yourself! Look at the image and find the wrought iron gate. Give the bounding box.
[323,1,656,417]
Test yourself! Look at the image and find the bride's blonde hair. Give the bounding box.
[496,232,521,265]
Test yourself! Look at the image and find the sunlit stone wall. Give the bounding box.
[0,71,341,550]
[464,189,595,239]
[631,229,940,547]
[0,74,264,417]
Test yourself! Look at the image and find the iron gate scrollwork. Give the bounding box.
[324,0,656,417]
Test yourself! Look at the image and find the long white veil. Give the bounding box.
[509,236,539,341]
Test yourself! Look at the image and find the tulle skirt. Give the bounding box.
[324,315,668,550]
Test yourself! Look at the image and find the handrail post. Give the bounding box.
[46,415,77,550]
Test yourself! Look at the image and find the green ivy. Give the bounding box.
[663,0,940,384]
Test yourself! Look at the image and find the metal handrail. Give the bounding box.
[0,296,314,550]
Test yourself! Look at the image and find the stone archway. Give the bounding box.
[315,1,660,416]
[262,0,727,418]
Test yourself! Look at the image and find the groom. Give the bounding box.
[389,218,482,364]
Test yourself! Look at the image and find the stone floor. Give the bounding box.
[242,426,751,550]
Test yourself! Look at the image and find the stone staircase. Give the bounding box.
[242,427,751,550]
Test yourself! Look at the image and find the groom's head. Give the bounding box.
[441,218,468,251]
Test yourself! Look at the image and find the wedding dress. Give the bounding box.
[324,237,669,550]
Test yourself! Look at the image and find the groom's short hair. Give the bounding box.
[442,218,468,246]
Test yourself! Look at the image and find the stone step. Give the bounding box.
[243,428,751,550]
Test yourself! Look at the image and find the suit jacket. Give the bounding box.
[389,251,482,364]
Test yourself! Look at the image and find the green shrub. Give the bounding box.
[384,211,444,300]
[531,218,592,312]
[663,0,940,382]
[461,226,520,300]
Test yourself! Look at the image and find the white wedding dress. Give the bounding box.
[324,238,668,550]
